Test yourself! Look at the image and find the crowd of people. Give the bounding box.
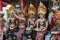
[0,1,60,40]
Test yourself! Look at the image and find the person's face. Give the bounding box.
[19,23,23,27]
[29,14,35,19]
[39,13,44,19]
[19,23,25,28]
[30,15,34,19]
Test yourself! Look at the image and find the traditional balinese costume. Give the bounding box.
[50,10,60,40]
[6,6,18,40]
[35,2,48,40]
[17,14,26,40]
[6,20,17,40]
[23,3,36,40]
[7,5,18,28]
[27,3,36,29]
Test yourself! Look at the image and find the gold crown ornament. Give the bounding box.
[38,2,47,15]
[7,5,15,14]
[53,10,60,15]
[28,3,36,15]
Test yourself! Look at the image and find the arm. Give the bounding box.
[13,11,20,19]
[42,21,48,31]
[13,11,25,20]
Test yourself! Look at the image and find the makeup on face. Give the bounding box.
[29,13,35,18]
[18,20,25,28]
[38,13,44,17]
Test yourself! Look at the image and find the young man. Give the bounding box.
[35,2,48,40]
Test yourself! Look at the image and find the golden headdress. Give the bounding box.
[28,3,36,15]
[7,5,15,14]
[38,2,47,14]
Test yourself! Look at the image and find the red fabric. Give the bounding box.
[0,0,2,11]
[50,17,55,29]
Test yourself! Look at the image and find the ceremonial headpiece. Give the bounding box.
[7,5,15,14]
[38,2,47,15]
[28,3,36,15]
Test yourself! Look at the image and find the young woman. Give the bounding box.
[7,5,18,28]
[50,10,60,40]
[35,2,48,40]
[23,3,36,40]
[27,3,36,29]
